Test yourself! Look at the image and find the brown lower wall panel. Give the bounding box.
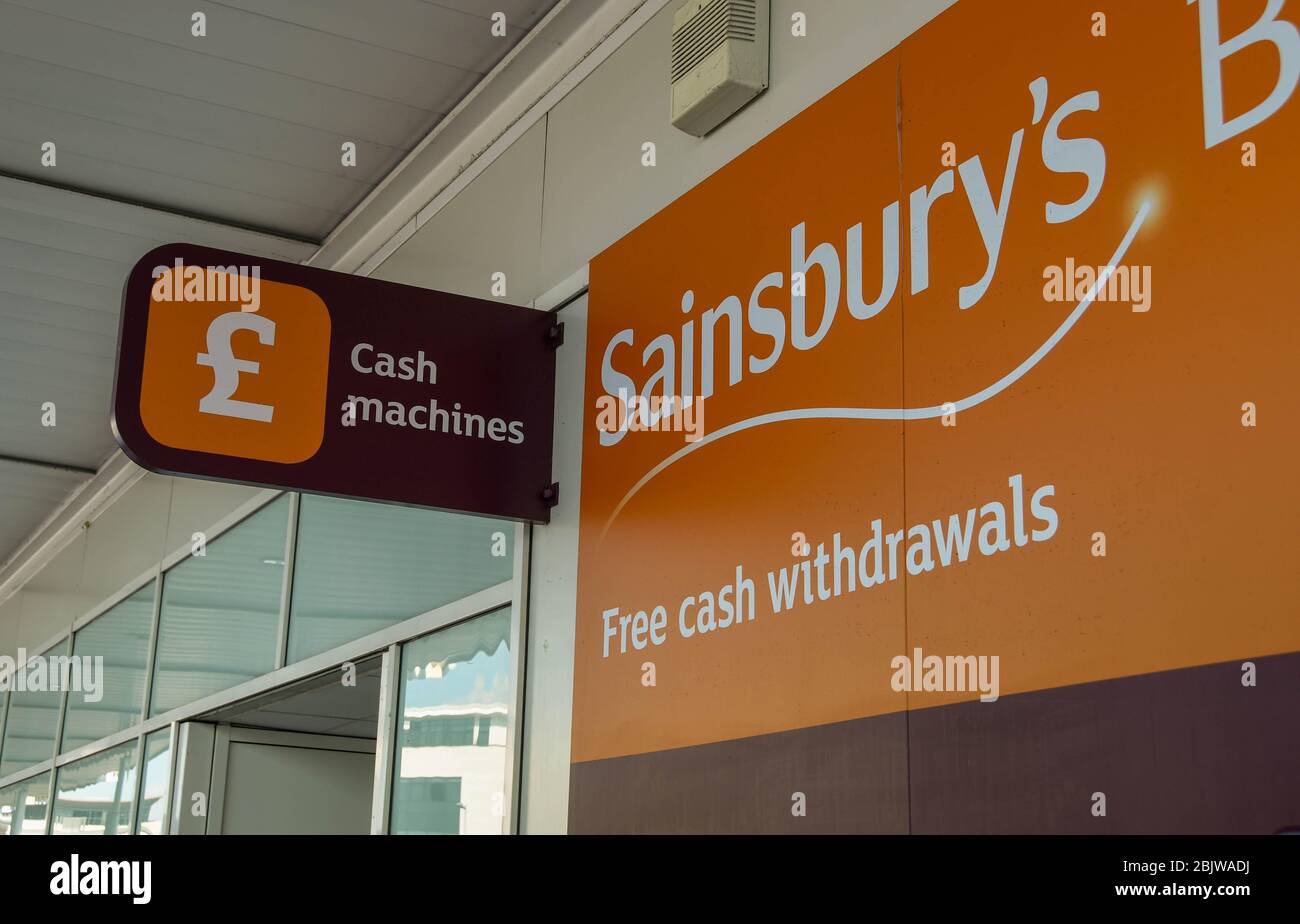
[909,651,1300,834]
[569,652,1300,834]
[569,711,911,834]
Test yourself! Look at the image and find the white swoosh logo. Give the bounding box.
[601,201,1152,538]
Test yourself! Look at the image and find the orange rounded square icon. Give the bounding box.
[138,266,332,464]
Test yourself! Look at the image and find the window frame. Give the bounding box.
[0,491,529,837]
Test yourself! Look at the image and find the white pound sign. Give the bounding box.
[197,311,276,422]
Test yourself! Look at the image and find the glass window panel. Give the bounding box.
[51,741,138,835]
[390,606,512,835]
[0,772,51,835]
[135,730,172,835]
[288,496,514,663]
[150,497,289,717]
[61,582,155,753]
[0,640,69,778]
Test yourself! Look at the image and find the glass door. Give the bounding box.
[382,604,518,834]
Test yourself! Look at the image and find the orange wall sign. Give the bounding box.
[575,0,1300,787]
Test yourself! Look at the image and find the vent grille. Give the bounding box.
[671,0,758,83]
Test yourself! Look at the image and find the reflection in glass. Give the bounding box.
[62,583,155,752]
[135,730,172,834]
[390,607,512,835]
[51,741,138,835]
[150,497,289,716]
[288,496,514,663]
[0,640,69,778]
[0,772,51,835]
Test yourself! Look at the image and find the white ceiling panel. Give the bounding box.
[435,0,561,24]
[215,0,551,72]
[0,135,351,236]
[13,0,480,110]
[0,55,406,185]
[0,263,118,312]
[0,237,129,287]
[0,4,437,144]
[203,657,382,737]
[0,0,560,238]
[0,0,563,571]
[0,96,372,213]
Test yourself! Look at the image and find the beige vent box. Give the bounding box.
[670,0,769,137]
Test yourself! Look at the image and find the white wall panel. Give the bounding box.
[15,533,86,652]
[218,740,373,834]
[80,474,171,602]
[372,118,546,307]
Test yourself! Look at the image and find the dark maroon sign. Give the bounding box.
[112,242,558,523]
